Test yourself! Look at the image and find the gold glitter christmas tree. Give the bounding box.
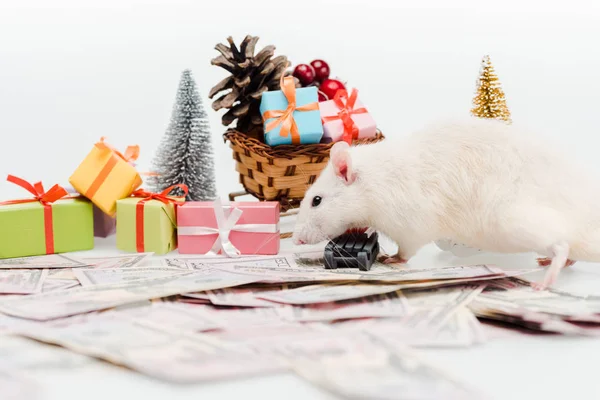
[471,55,512,123]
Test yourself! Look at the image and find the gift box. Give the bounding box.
[69,137,143,217]
[0,176,93,259]
[116,186,186,255]
[64,184,116,238]
[319,88,377,143]
[260,76,323,146]
[177,200,280,255]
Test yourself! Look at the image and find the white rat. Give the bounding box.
[292,117,600,290]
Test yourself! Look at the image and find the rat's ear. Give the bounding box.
[330,142,356,185]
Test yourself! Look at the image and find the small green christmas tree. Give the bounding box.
[150,69,217,201]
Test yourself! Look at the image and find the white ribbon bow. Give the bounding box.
[177,198,279,257]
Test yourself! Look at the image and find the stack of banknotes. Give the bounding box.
[2,250,600,399]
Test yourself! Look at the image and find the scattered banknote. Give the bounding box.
[203,285,297,308]
[0,334,92,370]
[42,279,80,293]
[47,268,78,281]
[161,255,294,270]
[11,312,285,383]
[0,254,87,269]
[111,302,223,332]
[0,270,262,320]
[276,332,485,400]
[73,266,187,287]
[76,253,153,269]
[258,282,407,305]
[0,269,48,294]
[282,291,411,323]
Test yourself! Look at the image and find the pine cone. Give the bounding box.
[209,35,289,139]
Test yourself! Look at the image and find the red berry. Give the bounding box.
[293,64,316,86]
[310,59,330,82]
[319,79,346,100]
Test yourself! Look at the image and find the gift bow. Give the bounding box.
[262,76,319,145]
[96,136,140,164]
[321,88,368,145]
[131,185,188,252]
[177,198,279,257]
[0,175,72,254]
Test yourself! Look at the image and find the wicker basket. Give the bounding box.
[224,129,386,211]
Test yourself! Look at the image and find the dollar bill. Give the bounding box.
[77,253,153,269]
[0,270,262,320]
[73,266,187,287]
[10,312,285,383]
[47,268,78,281]
[258,282,407,305]
[0,269,48,294]
[111,302,222,332]
[0,334,92,370]
[161,255,293,270]
[42,279,80,293]
[282,291,411,323]
[275,332,485,400]
[0,254,87,269]
[204,285,296,308]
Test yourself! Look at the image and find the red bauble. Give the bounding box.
[318,91,328,102]
[310,59,330,82]
[319,79,346,100]
[293,64,316,86]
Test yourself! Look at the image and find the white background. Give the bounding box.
[2,0,600,198]
[2,1,600,399]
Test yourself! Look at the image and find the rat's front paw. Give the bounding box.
[378,253,408,265]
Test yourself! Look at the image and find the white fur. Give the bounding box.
[293,117,600,266]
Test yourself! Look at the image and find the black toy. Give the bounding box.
[324,231,380,271]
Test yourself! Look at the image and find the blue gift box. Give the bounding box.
[259,85,324,146]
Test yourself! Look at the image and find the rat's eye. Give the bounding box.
[311,196,322,207]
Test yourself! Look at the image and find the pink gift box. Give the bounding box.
[319,96,377,143]
[177,201,280,255]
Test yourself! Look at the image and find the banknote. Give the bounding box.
[42,279,80,293]
[366,308,486,348]
[111,302,223,332]
[11,313,286,383]
[0,334,92,370]
[0,254,87,269]
[0,269,48,294]
[282,291,411,323]
[276,332,485,400]
[258,282,407,305]
[0,270,262,320]
[73,266,187,287]
[77,253,153,269]
[161,255,293,270]
[204,286,295,308]
[47,268,77,281]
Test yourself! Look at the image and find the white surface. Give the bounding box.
[2,1,600,399]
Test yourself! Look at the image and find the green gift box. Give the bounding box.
[0,198,94,259]
[116,197,179,255]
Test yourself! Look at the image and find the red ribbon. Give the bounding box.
[321,88,368,145]
[85,137,141,200]
[262,76,319,145]
[0,175,70,254]
[130,185,188,252]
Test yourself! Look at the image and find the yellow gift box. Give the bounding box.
[69,137,143,216]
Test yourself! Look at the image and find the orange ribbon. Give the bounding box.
[85,137,141,200]
[321,89,368,145]
[130,185,188,252]
[262,76,319,145]
[0,175,71,254]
